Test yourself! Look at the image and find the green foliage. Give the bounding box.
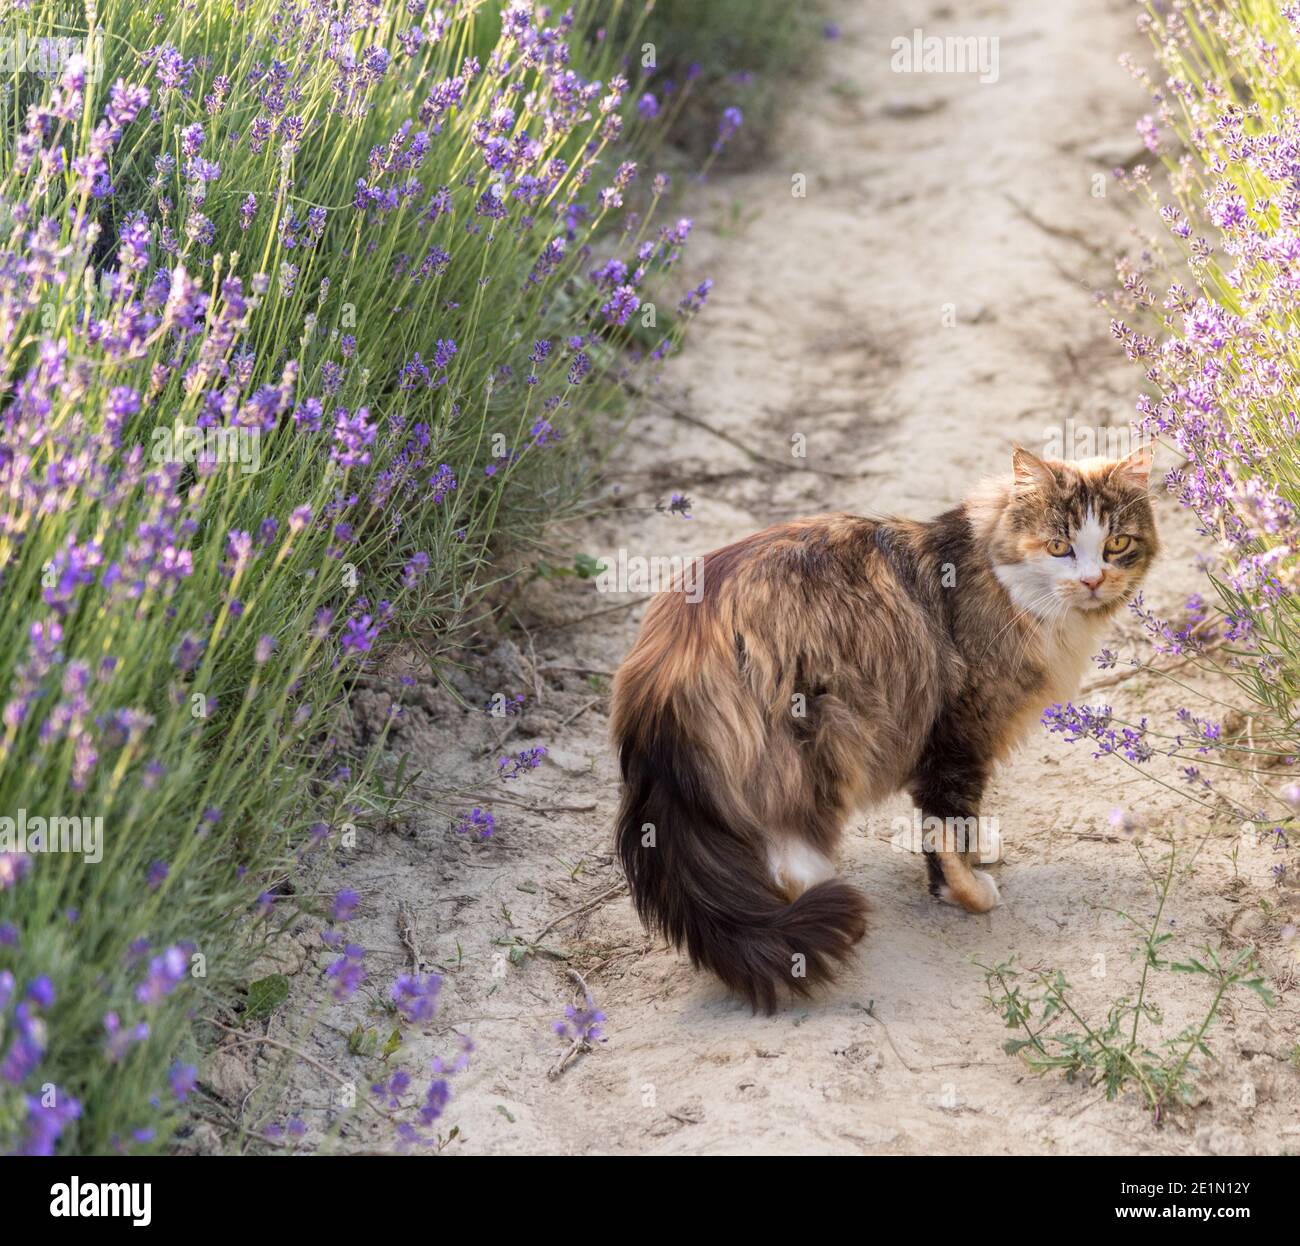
[980,846,1275,1123]
[244,975,291,1022]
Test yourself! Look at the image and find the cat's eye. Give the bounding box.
[1045,538,1071,557]
[1104,534,1134,557]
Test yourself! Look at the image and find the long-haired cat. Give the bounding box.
[612,446,1156,1011]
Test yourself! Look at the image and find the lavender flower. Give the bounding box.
[713,106,744,152]
[15,1091,81,1156]
[498,746,546,780]
[325,944,367,1000]
[169,1063,198,1102]
[136,947,189,1005]
[332,889,361,922]
[454,807,495,839]
[0,853,31,890]
[391,973,442,1023]
[554,993,605,1044]
[332,407,378,468]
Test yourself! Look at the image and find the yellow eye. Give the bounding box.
[1045,538,1071,557]
[1104,534,1133,557]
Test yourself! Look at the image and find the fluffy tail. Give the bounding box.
[615,707,869,1013]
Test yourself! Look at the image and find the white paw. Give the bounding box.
[973,869,1001,909]
[938,870,1001,913]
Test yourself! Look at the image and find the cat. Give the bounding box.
[611,446,1157,1012]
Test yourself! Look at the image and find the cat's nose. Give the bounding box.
[1079,572,1105,591]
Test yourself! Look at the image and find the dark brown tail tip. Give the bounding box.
[705,880,870,1015]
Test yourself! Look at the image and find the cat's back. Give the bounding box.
[702,512,880,603]
[659,512,941,687]
[613,509,947,766]
[618,513,886,690]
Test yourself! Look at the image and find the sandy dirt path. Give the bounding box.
[237,0,1299,1156]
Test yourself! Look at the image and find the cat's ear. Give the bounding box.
[1112,442,1154,490]
[1011,445,1055,492]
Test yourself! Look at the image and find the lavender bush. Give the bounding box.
[1052,1,1299,877]
[0,0,717,1153]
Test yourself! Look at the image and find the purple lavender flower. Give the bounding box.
[103,1012,150,1062]
[135,946,188,1005]
[567,352,591,385]
[554,993,605,1044]
[1043,702,1154,763]
[498,746,546,780]
[169,1063,198,1102]
[2,1003,47,1084]
[433,338,457,370]
[679,279,713,315]
[713,106,744,152]
[403,552,430,587]
[601,285,640,326]
[332,407,378,469]
[326,944,367,1000]
[454,807,495,839]
[332,888,361,922]
[391,973,442,1023]
[27,977,55,1007]
[15,1091,81,1156]
[0,853,31,890]
[656,492,693,519]
[1136,114,1159,154]
[341,614,380,656]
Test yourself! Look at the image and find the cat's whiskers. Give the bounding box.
[1004,592,1072,683]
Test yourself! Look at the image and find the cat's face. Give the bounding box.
[990,446,1158,620]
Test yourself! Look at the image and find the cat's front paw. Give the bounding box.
[939,868,1001,914]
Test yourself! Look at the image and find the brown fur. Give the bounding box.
[612,448,1157,1011]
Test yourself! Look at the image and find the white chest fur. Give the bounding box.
[998,610,1104,757]
[1037,610,1102,704]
